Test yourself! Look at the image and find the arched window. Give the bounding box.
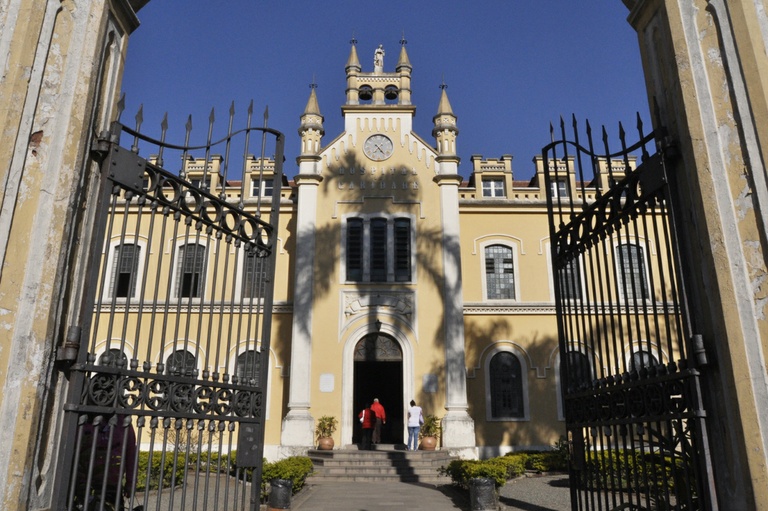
[236,349,261,385]
[489,352,524,419]
[630,349,658,372]
[98,348,128,368]
[165,349,197,377]
[616,243,649,302]
[175,243,207,298]
[565,351,592,393]
[485,244,515,300]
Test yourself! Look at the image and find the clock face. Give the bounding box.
[363,134,394,161]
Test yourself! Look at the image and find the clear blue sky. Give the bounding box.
[121,1,649,180]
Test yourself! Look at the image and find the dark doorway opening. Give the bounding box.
[352,334,404,445]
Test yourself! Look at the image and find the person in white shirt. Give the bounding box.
[406,400,423,451]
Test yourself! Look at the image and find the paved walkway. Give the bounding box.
[290,474,571,511]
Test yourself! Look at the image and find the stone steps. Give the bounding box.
[306,446,455,484]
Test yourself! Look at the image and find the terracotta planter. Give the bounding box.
[420,436,437,450]
[317,437,334,450]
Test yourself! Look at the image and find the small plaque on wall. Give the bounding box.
[319,373,335,393]
[423,374,438,393]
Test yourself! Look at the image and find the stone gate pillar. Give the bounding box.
[0,1,141,509]
[626,1,768,508]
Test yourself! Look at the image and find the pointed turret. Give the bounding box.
[345,39,362,105]
[396,43,412,71]
[346,41,361,72]
[298,84,324,158]
[433,84,459,158]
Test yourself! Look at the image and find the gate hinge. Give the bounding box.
[90,130,112,162]
[691,334,708,367]
[56,325,81,364]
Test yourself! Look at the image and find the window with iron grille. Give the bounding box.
[630,349,658,372]
[165,349,198,377]
[345,216,412,283]
[236,349,260,385]
[489,352,524,419]
[243,252,267,299]
[110,243,140,298]
[176,244,207,298]
[482,178,506,198]
[565,350,592,393]
[98,348,128,368]
[617,243,649,302]
[485,244,515,300]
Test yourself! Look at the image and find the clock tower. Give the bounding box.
[281,40,477,458]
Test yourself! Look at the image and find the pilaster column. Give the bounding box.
[434,166,477,459]
[280,169,322,453]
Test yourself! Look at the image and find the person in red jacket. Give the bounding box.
[370,398,387,444]
[358,402,376,450]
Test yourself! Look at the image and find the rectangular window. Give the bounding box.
[176,244,206,298]
[346,218,364,282]
[482,178,505,197]
[550,180,569,199]
[369,218,388,282]
[394,218,411,282]
[345,216,412,283]
[251,178,274,197]
[111,244,140,298]
[617,243,649,302]
[559,259,582,300]
[485,244,515,300]
[243,252,267,299]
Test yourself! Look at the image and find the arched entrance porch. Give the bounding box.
[352,333,404,445]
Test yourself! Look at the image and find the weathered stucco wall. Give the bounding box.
[628,0,768,508]
[0,1,137,508]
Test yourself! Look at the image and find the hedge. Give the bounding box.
[135,451,188,492]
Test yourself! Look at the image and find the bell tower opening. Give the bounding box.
[352,333,404,445]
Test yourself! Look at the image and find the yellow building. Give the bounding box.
[89,42,664,461]
[5,2,768,509]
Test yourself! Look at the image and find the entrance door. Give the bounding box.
[352,334,403,445]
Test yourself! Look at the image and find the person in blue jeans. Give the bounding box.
[406,400,423,451]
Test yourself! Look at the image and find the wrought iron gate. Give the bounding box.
[53,98,284,511]
[543,116,717,510]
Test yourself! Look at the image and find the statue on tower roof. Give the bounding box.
[374,44,385,71]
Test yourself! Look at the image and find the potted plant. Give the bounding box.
[315,415,338,450]
[419,414,441,450]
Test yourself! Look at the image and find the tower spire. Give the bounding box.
[433,81,458,158]
[298,81,324,157]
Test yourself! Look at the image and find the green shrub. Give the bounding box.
[581,449,678,493]
[135,451,187,492]
[260,456,314,501]
[189,451,232,473]
[492,455,526,479]
[439,459,508,488]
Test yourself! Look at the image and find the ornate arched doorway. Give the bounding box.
[352,333,404,445]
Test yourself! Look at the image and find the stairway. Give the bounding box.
[306,446,455,485]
